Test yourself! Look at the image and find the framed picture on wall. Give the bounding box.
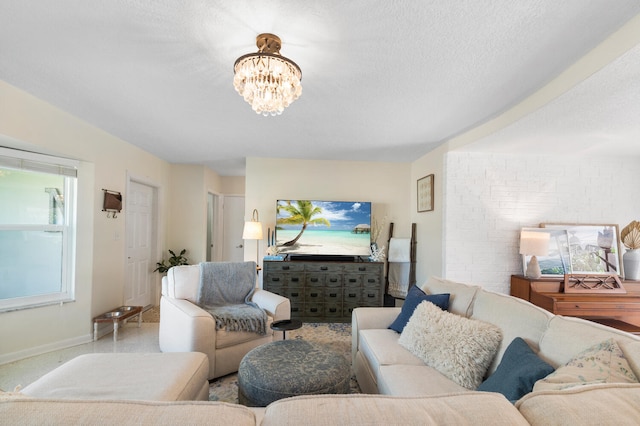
[417,174,434,212]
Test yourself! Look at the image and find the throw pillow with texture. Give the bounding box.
[388,286,449,333]
[533,338,639,392]
[398,300,503,389]
[478,337,554,402]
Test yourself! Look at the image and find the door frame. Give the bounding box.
[207,192,222,262]
[126,172,162,306]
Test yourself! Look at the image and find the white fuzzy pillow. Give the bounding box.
[398,301,503,389]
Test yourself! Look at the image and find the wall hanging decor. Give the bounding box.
[102,189,122,218]
[417,174,434,212]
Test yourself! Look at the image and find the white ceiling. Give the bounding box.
[1,1,639,175]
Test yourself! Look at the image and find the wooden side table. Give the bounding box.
[511,275,640,334]
[93,306,143,341]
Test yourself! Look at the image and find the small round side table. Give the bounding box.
[270,319,302,339]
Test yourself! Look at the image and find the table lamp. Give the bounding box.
[242,209,263,269]
[519,230,550,279]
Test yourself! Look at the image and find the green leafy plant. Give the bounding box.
[154,249,189,273]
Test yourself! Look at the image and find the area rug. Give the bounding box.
[209,322,359,403]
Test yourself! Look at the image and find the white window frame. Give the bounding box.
[0,147,78,312]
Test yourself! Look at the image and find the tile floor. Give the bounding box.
[0,322,160,391]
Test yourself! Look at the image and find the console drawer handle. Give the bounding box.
[348,293,357,298]
[349,279,357,283]
[329,278,338,283]
[292,307,299,312]
[320,266,328,271]
[329,293,337,297]
[291,278,299,282]
[311,278,319,282]
[359,267,366,271]
[367,293,375,298]
[272,277,280,282]
[329,308,337,313]
[291,292,299,297]
[283,266,290,270]
[311,293,318,297]
[367,279,376,283]
[310,308,318,313]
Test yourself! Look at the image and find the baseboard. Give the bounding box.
[0,333,93,366]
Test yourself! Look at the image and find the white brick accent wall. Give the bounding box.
[443,151,640,294]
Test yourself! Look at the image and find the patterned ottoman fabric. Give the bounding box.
[238,339,351,407]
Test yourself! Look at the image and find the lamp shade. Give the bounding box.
[242,221,263,240]
[519,230,550,256]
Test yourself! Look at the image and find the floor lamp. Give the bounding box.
[242,209,263,271]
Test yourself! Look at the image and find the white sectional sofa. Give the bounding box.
[352,276,640,423]
[4,275,640,425]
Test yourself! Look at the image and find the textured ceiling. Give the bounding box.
[1,1,639,175]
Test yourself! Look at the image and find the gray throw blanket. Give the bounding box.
[196,261,267,335]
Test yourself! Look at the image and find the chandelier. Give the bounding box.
[233,33,302,116]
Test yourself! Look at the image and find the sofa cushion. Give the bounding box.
[377,364,469,396]
[261,393,529,426]
[388,286,449,333]
[471,289,552,375]
[166,265,201,301]
[0,399,257,425]
[539,315,640,367]
[358,329,425,370]
[620,340,640,378]
[420,276,479,317]
[398,301,503,389]
[477,337,554,402]
[533,338,638,392]
[516,383,640,426]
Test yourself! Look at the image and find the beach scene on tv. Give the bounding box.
[275,200,372,257]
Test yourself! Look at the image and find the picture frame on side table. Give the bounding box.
[417,174,434,212]
[540,223,623,276]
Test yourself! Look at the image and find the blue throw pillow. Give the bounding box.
[477,337,555,402]
[388,286,450,333]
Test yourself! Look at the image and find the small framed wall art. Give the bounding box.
[417,174,434,212]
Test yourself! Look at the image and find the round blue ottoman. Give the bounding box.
[237,339,351,407]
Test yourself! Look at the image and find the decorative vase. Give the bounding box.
[623,249,640,281]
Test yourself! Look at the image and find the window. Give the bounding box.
[0,147,77,311]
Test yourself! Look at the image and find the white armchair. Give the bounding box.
[159,264,291,380]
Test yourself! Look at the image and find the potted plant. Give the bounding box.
[621,221,640,281]
[154,249,189,273]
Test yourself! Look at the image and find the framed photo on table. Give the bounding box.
[417,174,434,212]
[540,223,623,276]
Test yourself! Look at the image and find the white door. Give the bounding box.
[222,195,245,262]
[125,181,155,307]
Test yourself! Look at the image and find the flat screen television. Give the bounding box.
[275,200,372,259]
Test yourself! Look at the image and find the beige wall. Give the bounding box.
[0,80,174,362]
[244,157,412,281]
[410,145,447,284]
